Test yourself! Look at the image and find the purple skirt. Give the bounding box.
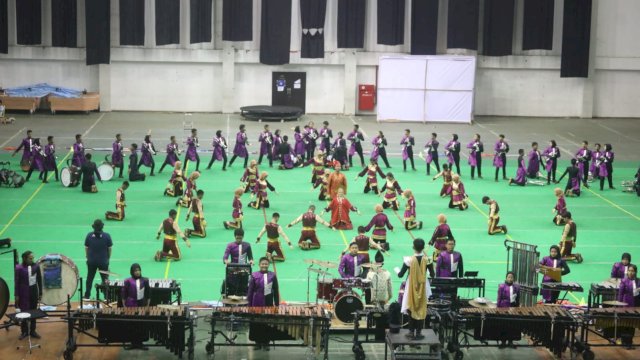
[112,152,123,166]
[598,164,608,177]
[44,157,56,171]
[370,147,379,161]
[72,153,85,167]
[233,144,247,158]
[426,152,434,164]
[514,167,526,184]
[140,151,154,166]
[186,147,198,161]
[493,154,504,168]
[213,147,225,161]
[468,153,477,167]
[165,152,179,165]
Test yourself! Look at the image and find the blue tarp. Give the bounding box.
[4,83,83,98]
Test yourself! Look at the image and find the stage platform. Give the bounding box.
[240,105,304,121]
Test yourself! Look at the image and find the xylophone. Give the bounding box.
[580,306,640,351]
[452,306,578,356]
[207,305,331,360]
[588,281,619,308]
[66,306,194,359]
[96,279,181,306]
[588,306,640,330]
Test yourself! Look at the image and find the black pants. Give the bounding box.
[114,162,124,177]
[408,316,424,333]
[547,160,557,183]
[138,159,155,175]
[306,143,316,160]
[184,154,200,171]
[25,165,44,181]
[208,152,228,170]
[450,154,460,174]
[378,148,390,168]
[403,148,415,170]
[600,173,614,190]
[20,286,39,335]
[427,153,440,175]
[582,161,589,183]
[85,262,109,298]
[158,158,173,173]
[471,153,482,178]
[43,167,60,181]
[258,151,272,167]
[349,145,365,167]
[229,155,248,169]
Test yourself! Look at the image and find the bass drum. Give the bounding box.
[98,163,114,181]
[60,166,81,187]
[334,290,363,323]
[37,254,79,306]
[0,277,9,320]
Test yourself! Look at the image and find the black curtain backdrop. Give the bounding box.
[222,0,252,41]
[378,0,405,45]
[411,0,438,55]
[156,0,180,45]
[86,0,110,65]
[561,0,592,78]
[16,0,41,45]
[447,0,479,50]
[260,0,291,65]
[0,0,7,54]
[337,0,365,48]
[300,0,327,58]
[483,0,514,56]
[523,0,554,50]
[190,0,212,44]
[119,0,144,46]
[51,0,77,47]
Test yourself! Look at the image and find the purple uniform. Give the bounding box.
[364,213,393,241]
[339,253,367,278]
[430,224,453,252]
[424,139,439,164]
[436,251,463,278]
[212,136,227,161]
[112,141,124,166]
[401,136,414,161]
[31,144,45,171]
[272,135,282,160]
[294,132,305,157]
[618,277,640,307]
[121,277,150,307]
[543,146,560,172]
[497,283,520,308]
[223,241,253,264]
[539,256,569,302]
[513,155,526,185]
[44,144,57,171]
[14,263,42,310]
[233,132,248,158]
[72,142,85,167]
[247,271,279,306]
[527,150,542,178]
[319,127,332,151]
[140,141,156,166]
[467,140,482,167]
[186,136,199,161]
[493,140,508,168]
[611,262,631,279]
[16,137,34,163]
[370,136,383,160]
[258,131,272,156]
[348,131,364,156]
[575,148,591,179]
[165,143,180,165]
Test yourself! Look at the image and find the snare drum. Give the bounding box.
[316,278,336,301]
[334,290,364,323]
[332,278,347,289]
[60,166,81,187]
[37,254,79,306]
[97,163,114,181]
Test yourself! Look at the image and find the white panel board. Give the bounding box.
[377,89,425,122]
[426,58,476,91]
[425,91,474,122]
[378,57,427,89]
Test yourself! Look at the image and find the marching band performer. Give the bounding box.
[271,129,283,163]
[436,239,464,278]
[364,204,394,258]
[327,163,347,199]
[313,169,331,200]
[121,263,150,307]
[543,140,560,184]
[449,174,468,211]
[552,187,568,225]
[241,159,260,193]
[223,228,254,265]
[288,205,333,250]
[467,133,483,179]
[371,131,390,168]
[497,272,520,308]
[80,153,102,193]
[158,135,181,173]
[138,135,157,176]
[128,143,146,182]
[105,181,129,221]
[185,190,207,238]
[539,245,570,304]
[12,129,33,169]
[339,242,366,278]
[223,188,245,230]
[348,124,366,168]
[14,250,42,340]
[403,189,422,230]
[618,264,640,307]
[332,132,348,169]
[598,144,615,191]
[247,257,280,351]
[164,161,186,197]
[250,172,276,209]
[207,130,228,170]
[575,141,592,183]
[324,188,359,230]
[277,135,296,170]
[319,121,333,153]
[433,163,453,197]
[423,132,440,175]
[590,143,602,183]
[154,209,191,261]
[508,149,527,186]
[184,128,200,172]
[346,226,384,264]
[397,239,431,340]
[257,124,273,167]
[559,212,580,262]
[293,126,306,162]
[43,136,58,182]
[177,171,200,208]
[381,172,403,211]
[611,253,632,279]
[355,159,385,194]
[72,134,85,167]
[556,159,588,196]
[256,212,293,262]
[24,138,45,182]
[429,214,454,262]
[401,129,416,171]
[445,134,461,174]
[112,133,125,178]
[304,150,325,184]
[304,121,319,161]
[482,196,508,235]
[527,142,543,179]
[493,134,509,182]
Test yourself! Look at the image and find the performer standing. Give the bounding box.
[24,138,45,182]
[575,141,592,183]
[43,136,58,182]
[355,159,385,194]
[305,121,319,161]
[364,205,394,257]
[84,220,112,299]
[250,172,276,209]
[365,259,393,305]
[397,239,431,340]
[618,264,640,306]
[313,169,331,200]
[138,135,157,176]
[241,159,260,193]
[257,124,273,166]
[105,181,129,221]
[449,174,468,211]
[539,245,570,304]
[128,143,146,182]
[223,228,254,265]
[401,129,416,171]
[611,253,632,279]
[382,172,403,210]
[433,164,453,197]
[271,129,283,163]
[324,188,359,230]
[482,196,508,235]
[348,124,366,168]
[256,213,293,262]
[543,140,560,184]
[293,126,306,162]
[496,271,520,348]
[14,250,43,340]
[247,257,280,350]
[403,189,422,230]
[339,242,366,278]
[332,132,348,169]
[111,133,125,178]
[177,171,200,208]
[12,129,33,169]
[164,161,186,197]
[158,135,181,173]
[435,239,464,278]
[467,133,484,179]
[80,153,102,193]
[184,128,200,172]
[559,212,581,262]
[493,134,509,181]
[288,205,332,250]
[72,134,85,167]
[527,142,543,179]
[154,209,190,261]
[429,214,454,262]
[598,144,615,191]
[327,163,348,199]
[508,149,527,186]
[185,190,207,238]
[224,188,245,230]
[304,150,325,184]
[423,132,440,175]
[556,159,588,196]
[590,143,602,183]
[552,188,568,225]
[121,263,150,307]
[445,134,461,174]
[319,121,333,153]
[371,131,390,168]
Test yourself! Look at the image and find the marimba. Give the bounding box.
[588,281,620,308]
[96,279,181,306]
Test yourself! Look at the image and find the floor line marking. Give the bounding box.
[585,188,640,221]
[595,121,640,143]
[83,113,106,137]
[466,197,514,241]
[475,122,500,138]
[0,127,27,148]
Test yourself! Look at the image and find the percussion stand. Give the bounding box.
[306,264,313,304]
[15,312,41,354]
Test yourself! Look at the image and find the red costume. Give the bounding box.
[325,196,357,230]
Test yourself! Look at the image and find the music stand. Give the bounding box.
[224,264,251,298]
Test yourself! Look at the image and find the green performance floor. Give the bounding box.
[1,153,639,306]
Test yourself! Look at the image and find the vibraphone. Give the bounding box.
[206,305,331,360]
[445,306,578,357]
[64,306,194,360]
[96,279,181,306]
[588,281,619,308]
[581,307,640,350]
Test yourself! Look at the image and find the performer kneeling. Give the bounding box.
[449,174,468,210]
[223,188,244,230]
[164,161,186,197]
[247,257,280,351]
[155,209,190,261]
[177,171,200,208]
[559,212,581,263]
[105,181,129,221]
[249,172,276,209]
[288,205,332,250]
[185,190,206,238]
[403,189,423,230]
[128,143,146,182]
[81,153,102,193]
[397,238,431,340]
[257,213,293,262]
[482,196,507,235]
[552,188,568,225]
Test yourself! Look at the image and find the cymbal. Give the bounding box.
[221,298,248,305]
[308,268,330,276]
[361,263,383,268]
[98,270,120,277]
[227,295,244,301]
[468,299,497,309]
[602,300,628,307]
[315,260,338,269]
